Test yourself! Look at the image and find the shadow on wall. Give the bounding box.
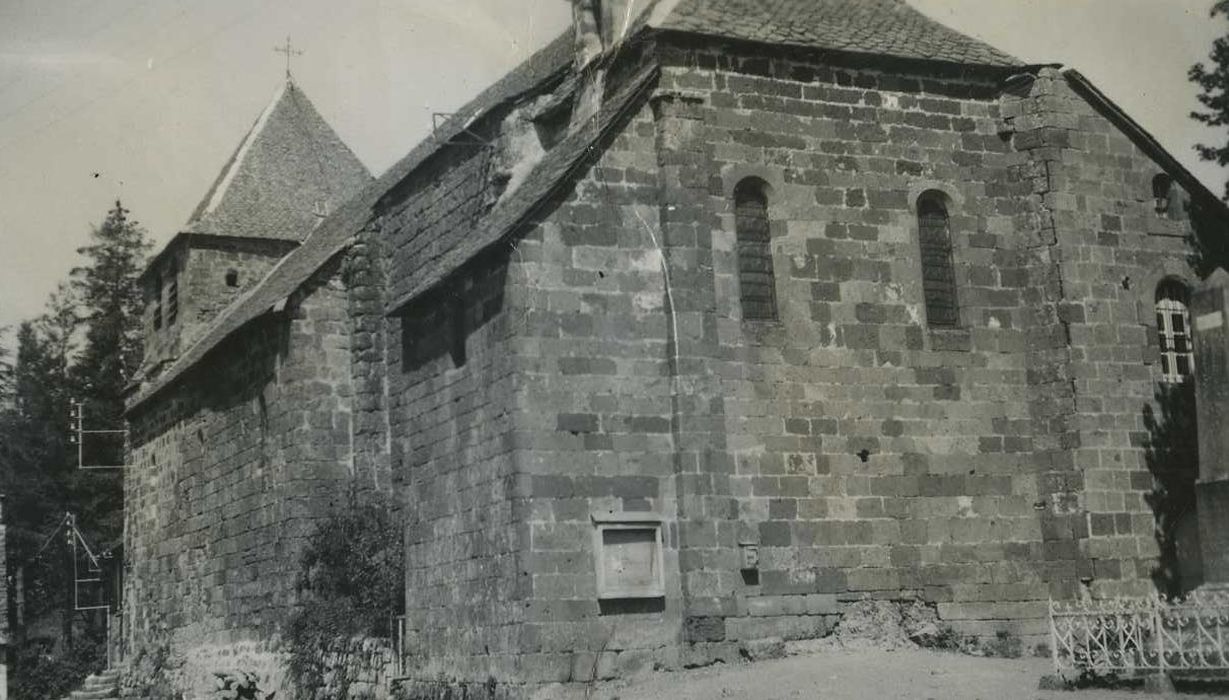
[398,259,509,375]
[1187,196,1229,279]
[1143,382,1201,598]
[1138,192,1229,598]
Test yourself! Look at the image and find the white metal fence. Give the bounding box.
[1050,590,1229,677]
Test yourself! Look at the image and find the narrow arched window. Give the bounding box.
[1156,280,1194,383]
[917,192,958,327]
[734,178,778,321]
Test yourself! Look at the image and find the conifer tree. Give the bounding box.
[72,200,149,407]
[1190,0,1229,199]
[69,200,150,544]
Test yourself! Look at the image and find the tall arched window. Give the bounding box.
[734,178,778,321]
[1156,280,1194,383]
[917,191,959,327]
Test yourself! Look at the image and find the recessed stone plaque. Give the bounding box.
[1197,311,1224,332]
[594,522,664,599]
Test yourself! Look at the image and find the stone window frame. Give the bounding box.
[591,512,665,600]
[909,184,964,330]
[1156,278,1195,383]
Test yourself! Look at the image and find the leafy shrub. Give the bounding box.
[984,629,1024,658]
[212,671,276,700]
[286,494,403,697]
[11,634,105,700]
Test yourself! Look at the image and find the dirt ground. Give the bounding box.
[590,648,1228,700]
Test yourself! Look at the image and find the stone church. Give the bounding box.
[121,0,1229,697]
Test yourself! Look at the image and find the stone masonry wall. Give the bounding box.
[124,259,355,699]
[499,98,687,682]
[379,84,528,687]
[385,59,689,691]
[347,225,394,499]
[637,40,1084,645]
[388,259,523,686]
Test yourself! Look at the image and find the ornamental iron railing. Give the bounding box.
[1050,590,1229,677]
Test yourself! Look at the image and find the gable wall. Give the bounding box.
[1026,69,1210,597]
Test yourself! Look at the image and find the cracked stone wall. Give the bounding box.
[1013,68,1212,599]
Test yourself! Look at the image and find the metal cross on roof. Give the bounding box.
[274,35,304,79]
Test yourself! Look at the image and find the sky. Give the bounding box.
[0,0,1223,336]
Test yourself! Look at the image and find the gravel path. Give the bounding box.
[590,648,1217,700]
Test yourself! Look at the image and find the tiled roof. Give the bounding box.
[127,33,575,410]
[653,0,1021,67]
[184,81,371,241]
[388,62,660,310]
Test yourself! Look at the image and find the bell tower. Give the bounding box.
[138,79,370,377]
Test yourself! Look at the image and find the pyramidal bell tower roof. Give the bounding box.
[184,79,371,241]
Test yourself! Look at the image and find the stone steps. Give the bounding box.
[62,668,121,700]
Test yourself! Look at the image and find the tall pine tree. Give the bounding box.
[1190,0,1229,199]
[69,200,150,545]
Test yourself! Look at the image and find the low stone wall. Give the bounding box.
[122,636,396,700]
[121,639,287,699]
[310,637,396,700]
